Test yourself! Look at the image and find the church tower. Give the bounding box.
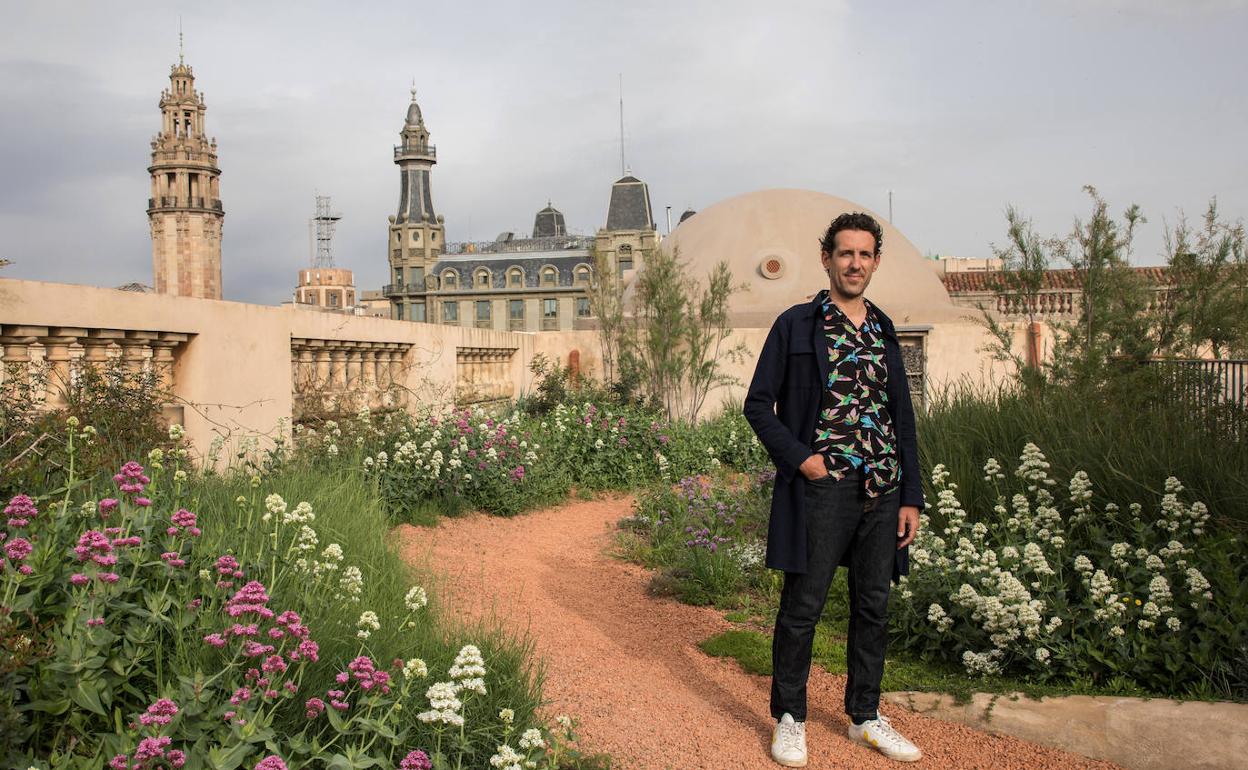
[385,87,444,322]
[147,50,223,300]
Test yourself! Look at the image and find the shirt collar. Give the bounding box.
[816,289,878,326]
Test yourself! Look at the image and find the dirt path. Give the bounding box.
[396,494,1116,770]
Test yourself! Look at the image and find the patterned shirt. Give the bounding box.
[811,290,900,498]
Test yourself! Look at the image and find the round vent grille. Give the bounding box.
[760,255,786,280]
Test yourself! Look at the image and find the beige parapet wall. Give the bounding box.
[2,277,1029,469]
[0,278,537,468]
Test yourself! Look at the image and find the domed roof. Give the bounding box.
[405,100,423,126]
[660,189,957,327]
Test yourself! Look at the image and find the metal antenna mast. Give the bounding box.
[310,195,342,268]
[618,73,626,176]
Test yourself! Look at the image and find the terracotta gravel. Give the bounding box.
[396,493,1118,770]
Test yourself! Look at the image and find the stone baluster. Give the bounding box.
[117,333,152,377]
[346,347,363,394]
[0,325,44,400]
[388,347,406,409]
[361,348,379,411]
[41,328,86,409]
[329,347,348,391]
[312,343,331,392]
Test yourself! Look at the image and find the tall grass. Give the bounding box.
[918,382,1248,528]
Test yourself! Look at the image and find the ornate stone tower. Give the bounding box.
[385,87,444,322]
[148,53,223,299]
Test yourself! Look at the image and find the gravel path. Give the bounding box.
[396,493,1117,770]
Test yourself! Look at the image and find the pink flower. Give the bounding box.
[134,735,171,761]
[110,755,129,770]
[17,564,31,575]
[284,681,297,693]
[335,671,349,685]
[4,537,33,561]
[241,641,275,658]
[305,697,326,718]
[275,610,301,627]
[203,633,227,648]
[112,536,142,548]
[187,598,202,610]
[75,530,113,563]
[139,698,179,727]
[225,581,274,619]
[87,617,105,627]
[289,639,319,662]
[4,494,37,527]
[171,508,197,529]
[254,756,288,770]
[98,572,120,584]
[263,688,278,699]
[161,552,185,567]
[133,498,152,507]
[215,554,240,576]
[98,498,120,514]
[230,623,259,637]
[267,627,284,640]
[262,654,287,674]
[168,750,187,768]
[400,750,433,770]
[229,687,251,705]
[113,461,151,494]
[510,465,526,482]
[70,573,89,586]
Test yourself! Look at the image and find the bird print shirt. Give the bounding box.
[810,290,900,498]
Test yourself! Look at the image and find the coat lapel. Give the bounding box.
[811,296,831,390]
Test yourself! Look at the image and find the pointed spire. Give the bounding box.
[178,17,184,65]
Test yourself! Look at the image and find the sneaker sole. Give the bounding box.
[848,733,922,763]
[770,754,807,768]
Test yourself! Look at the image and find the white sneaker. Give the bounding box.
[771,713,808,767]
[848,714,922,762]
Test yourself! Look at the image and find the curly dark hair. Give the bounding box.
[819,212,883,256]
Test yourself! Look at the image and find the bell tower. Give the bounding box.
[147,45,224,299]
[385,86,444,321]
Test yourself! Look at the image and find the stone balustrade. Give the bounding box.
[290,337,413,420]
[0,324,191,411]
[455,346,517,406]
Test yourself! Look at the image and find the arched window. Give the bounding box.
[541,265,559,287]
[474,268,492,289]
[574,264,592,285]
[507,266,525,288]
[442,270,458,290]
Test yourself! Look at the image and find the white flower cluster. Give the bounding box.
[405,585,429,613]
[927,603,954,632]
[489,744,524,770]
[356,610,380,640]
[727,540,766,571]
[417,681,465,727]
[449,644,488,696]
[403,658,428,680]
[338,565,364,602]
[518,728,545,750]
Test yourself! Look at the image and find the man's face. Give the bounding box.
[821,229,880,302]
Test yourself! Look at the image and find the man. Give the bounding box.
[743,212,924,766]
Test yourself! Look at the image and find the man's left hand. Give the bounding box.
[897,505,920,549]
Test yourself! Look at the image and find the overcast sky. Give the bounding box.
[2,0,1245,304]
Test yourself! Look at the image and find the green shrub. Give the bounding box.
[891,444,1246,700]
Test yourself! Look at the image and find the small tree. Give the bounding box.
[1160,200,1248,358]
[587,245,627,384]
[980,206,1055,387]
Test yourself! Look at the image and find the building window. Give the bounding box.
[411,266,425,288]
[411,230,421,243]
[475,268,491,288]
[576,297,590,317]
[327,291,340,308]
[541,266,558,287]
[542,298,559,329]
[394,303,404,321]
[443,301,459,324]
[475,300,492,327]
[509,299,525,330]
[412,301,426,322]
[442,270,458,289]
[393,267,403,285]
[508,267,524,288]
[574,265,591,285]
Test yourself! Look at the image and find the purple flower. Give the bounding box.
[215,554,240,576]
[254,756,288,770]
[161,552,186,568]
[99,498,120,514]
[229,687,252,705]
[110,755,129,770]
[4,494,37,527]
[134,735,171,761]
[70,573,89,586]
[305,697,326,718]
[139,697,179,727]
[98,572,120,584]
[4,537,33,561]
[400,750,433,770]
[203,633,227,648]
[226,581,275,619]
[168,750,187,768]
[87,617,105,627]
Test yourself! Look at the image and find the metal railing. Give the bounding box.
[444,234,594,255]
[147,197,223,212]
[1142,358,1248,438]
[393,144,437,160]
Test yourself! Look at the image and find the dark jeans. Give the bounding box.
[770,473,899,722]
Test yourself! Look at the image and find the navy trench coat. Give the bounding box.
[742,295,924,580]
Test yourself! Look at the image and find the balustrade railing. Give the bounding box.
[455,346,516,406]
[290,337,413,420]
[0,324,191,412]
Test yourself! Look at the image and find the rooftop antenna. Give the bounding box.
[178,17,184,65]
[618,73,626,177]
[310,195,343,268]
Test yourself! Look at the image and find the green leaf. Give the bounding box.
[206,742,254,770]
[68,678,106,716]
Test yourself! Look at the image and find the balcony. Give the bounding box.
[147,196,224,212]
[393,144,437,160]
